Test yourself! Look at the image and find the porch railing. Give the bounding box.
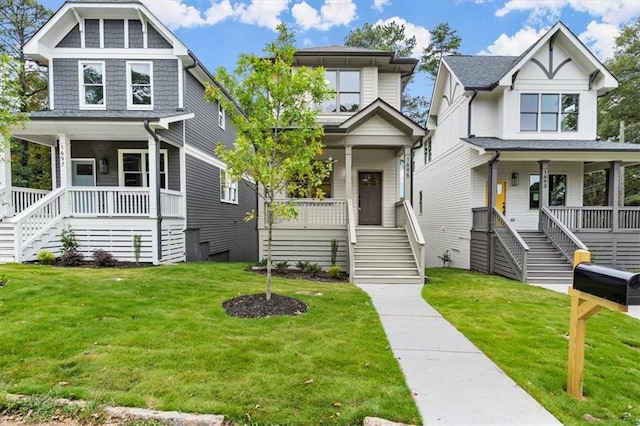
[548,206,640,231]
[161,189,184,217]
[541,207,588,263]
[492,206,529,282]
[396,200,426,281]
[346,199,357,282]
[472,207,489,230]
[269,199,347,227]
[11,186,50,215]
[69,187,150,216]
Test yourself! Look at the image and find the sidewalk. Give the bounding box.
[357,283,561,426]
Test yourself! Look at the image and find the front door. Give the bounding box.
[359,172,382,225]
[486,180,507,215]
[72,159,96,186]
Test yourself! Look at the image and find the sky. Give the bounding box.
[37,0,640,100]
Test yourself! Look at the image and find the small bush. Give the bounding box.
[307,263,322,275]
[60,226,83,266]
[327,265,343,279]
[60,251,84,266]
[37,251,56,265]
[93,249,116,267]
[275,260,289,271]
[330,239,338,266]
[255,258,269,267]
[133,234,142,265]
[296,260,311,271]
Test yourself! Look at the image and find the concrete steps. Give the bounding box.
[352,227,422,284]
[519,231,574,285]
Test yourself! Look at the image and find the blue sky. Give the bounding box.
[38,0,640,100]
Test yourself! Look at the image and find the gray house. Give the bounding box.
[0,0,257,264]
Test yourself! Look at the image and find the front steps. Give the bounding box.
[353,227,423,284]
[519,231,574,285]
[0,222,15,262]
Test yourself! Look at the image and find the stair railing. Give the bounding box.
[492,207,529,282]
[540,207,588,263]
[396,200,425,281]
[9,188,65,262]
[346,199,357,283]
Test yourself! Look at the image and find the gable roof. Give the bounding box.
[442,56,517,90]
[336,98,426,138]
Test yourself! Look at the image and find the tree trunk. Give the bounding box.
[266,204,273,301]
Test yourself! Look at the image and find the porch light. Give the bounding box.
[511,172,519,186]
[99,158,108,174]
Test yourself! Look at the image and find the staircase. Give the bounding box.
[0,222,15,262]
[353,227,422,284]
[519,231,573,285]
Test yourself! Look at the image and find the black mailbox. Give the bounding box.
[574,263,640,306]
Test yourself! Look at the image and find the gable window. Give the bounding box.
[218,102,225,129]
[220,170,238,204]
[127,62,153,109]
[118,149,167,188]
[529,174,567,209]
[520,93,579,132]
[319,70,360,113]
[79,61,105,109]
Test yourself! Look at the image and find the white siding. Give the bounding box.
[378,73,400,109]
[352,148,398,227]
[349,115,406,137]
[414,144,473,268]
[361,67,378,107]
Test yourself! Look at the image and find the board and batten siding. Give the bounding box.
[378,73,400,109]
[470,230,488,272]
[414,144,473,268]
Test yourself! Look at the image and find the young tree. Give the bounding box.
[419,22,461,79]
[205,24,332,301]
[0,54,26,144]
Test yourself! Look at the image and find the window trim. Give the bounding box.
[117,148,168,188]
[520,93,579,133]
[218,102,226,130]
[220,170,238,204]
[319,69,362,114]
[79,61,106,110]
[126,61,153,110]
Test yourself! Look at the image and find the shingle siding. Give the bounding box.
[53,58,80,110]
[57,24,81,48]
[104,20,124,48]
[85,19,100,48]
[106,59,127,109]
[148,24,172,49]
[153,59,179,110]
[128,20,143,48]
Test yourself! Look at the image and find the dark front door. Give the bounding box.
[359,172,382,225]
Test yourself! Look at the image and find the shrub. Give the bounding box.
[60,251,84,266]
[327,265,343,279]
[37,251,56,265]
[296,261,311,271]
[133,234,142,265]
[255,258,269,267]
[93,249,116,267]
[275,260,289,271]
[307,263,322,275]
[60,226,84,266]
[330,239,338,266]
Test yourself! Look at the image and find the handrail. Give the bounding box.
[398,200,425,281]
[492,206,529,282]
[346,199,357,283]
[541,207,588,263]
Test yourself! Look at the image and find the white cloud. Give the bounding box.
[374,17,431,58]
[372,0,390,12]
[204,0,236,26]
[233,0,290,29]
[495,0,640,26]
[292,0,357,31]
[579,21,619,60]
[142,0,205,29]
[479,26,548,56]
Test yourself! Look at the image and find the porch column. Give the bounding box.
[58,134,71,215]
[487,155,499,274]
[147,135,158,219]
[538,160,550,231]
[609,161,621,231]
[404,146,411,201]
[50,145,58,189]
[0,137,12,217]
[345,145,353,201]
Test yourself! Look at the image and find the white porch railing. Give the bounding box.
[396,200,425,281]
[269,199,347,227]
[548,206,640,231]
[68,187,184,217]
[161,189,184,217]
[346,199,357,282]
[492,206,529,282]
[11,186,50,215]
[541,207,588,263]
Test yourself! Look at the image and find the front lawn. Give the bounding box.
[0,263,420,425]
[423,268,640,426]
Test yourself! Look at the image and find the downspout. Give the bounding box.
[409,138,424,205]
[487,151,500,274]
[467,89,478,137]
[144,120,163,261]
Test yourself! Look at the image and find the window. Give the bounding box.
[218,102,225,129]
[220,170,238,203]
[79,62,105,109]
[399,159,405,200]
[319,70,360,113]
[118,149,167,188]
[419,191,423,215]
[529,174,567,209]
[520,94,579,132]
[288,161,332,198]
[127,62,153,109]
[424,138,432,164]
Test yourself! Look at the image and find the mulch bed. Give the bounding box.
[222,293,308,318]
[246,266,349,283]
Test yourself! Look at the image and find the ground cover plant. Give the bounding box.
[423,268,640,426]
[0,263,420,425]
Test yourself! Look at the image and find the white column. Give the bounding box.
[345,145,352,201]
[404,146,411,202]
[50,145,58,189]
[58,134,71,216]
[1,136,12,217]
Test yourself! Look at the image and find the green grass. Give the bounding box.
[423,268,640,426]
[0,263,420,425]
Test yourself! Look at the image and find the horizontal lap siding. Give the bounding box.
[470,230,488,272]
[577,232,640,270]
[378,73,399,109]
[161,218,185,263]
[260,228,348,269]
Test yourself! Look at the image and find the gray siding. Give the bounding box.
[148,24,172,48]
[128,20,143,48]
[184,72,235,152]
[57,24,81,48]
[106,59,127,109]
[577,232,640,270]
[494,241,520,281]
[153,59,180,110]
[470,230,488,272]
[157,121,184,146]
[104,20,124,48]
[53,58,79,109]
[185,154,258,262]
[85,19,100,48]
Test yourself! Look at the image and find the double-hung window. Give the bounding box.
[220,170,238,204]
[319,70,361,113]
[127,62,153,109]
[79,61,105,109]
[218,102,225,129]
[520,93,579,132]
[119,149,167,188]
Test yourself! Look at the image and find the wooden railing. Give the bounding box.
[396,200,426,281]
[11,186,50,215]
[541,207,588,263]
[548,206,640,231]
[492,206,529,282]
[69,187,151,216]
[346,199,357,282]
[270,199,347,227]
[472,207,489,230]
[160,189,184,217]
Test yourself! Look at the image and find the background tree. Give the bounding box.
[419,22,461,79]
[344,21,416,57]
[1,0,52,189]
[206,24,332,301]
[0,53,26,143]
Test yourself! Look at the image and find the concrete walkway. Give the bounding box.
[357,283,561,426]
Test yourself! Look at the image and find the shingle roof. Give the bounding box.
[28,110,187,120]
[462,137,640,152]
[296,45,393,55]
[443,56,518,89]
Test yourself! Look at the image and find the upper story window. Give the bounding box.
[319,70,360,113]
[424,138,432,164]
[79,61,105,109]
[220,170,238,204]
[218,102,225,129]
[127,62,153,109]
[520,93,579,132]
